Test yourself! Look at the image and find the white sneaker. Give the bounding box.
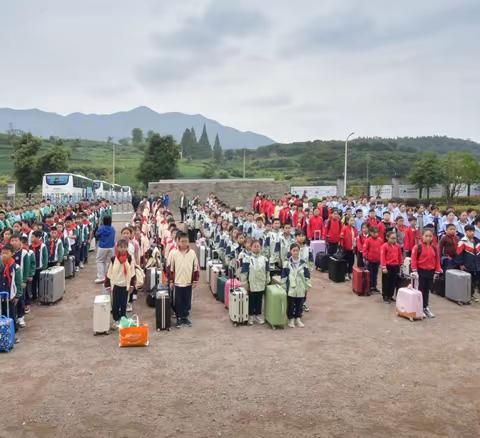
[18,317,26,328]
[126,303,133,312]
[132,294,138,301]
[424,307,436,318]
[248,316,254,325]
[94,278,105,284]
[75,267,80,272]
[288,318,295,328]
[79,262,84,269]
[295,318,305,328]
[255,315,265,325]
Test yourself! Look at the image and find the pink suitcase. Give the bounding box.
[224,279,241,309]
[396,281,424,321]
[310,230,326,260]
[210,266,222,296]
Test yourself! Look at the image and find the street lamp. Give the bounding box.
[344,131,355,196]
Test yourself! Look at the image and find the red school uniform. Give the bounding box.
[340,224,358,251]
[404,226,421,252]
[411,243,442,272]
[307,215,323,240]
[363,236,383,263]
[323,218,342,244]
[380,242,403,269]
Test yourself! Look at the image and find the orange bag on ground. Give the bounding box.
[119,316,149,347]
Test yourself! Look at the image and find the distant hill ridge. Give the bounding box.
[0,106,275,149]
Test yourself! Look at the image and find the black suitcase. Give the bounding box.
[155,289,171,331]
[188,228,196,243]
[432,274,445,297]
[315,253,330,272]
[146,289,156,308]
[328,257,347,283]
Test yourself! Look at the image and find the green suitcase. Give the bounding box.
[216,276,228,303]
[265,284,287,329]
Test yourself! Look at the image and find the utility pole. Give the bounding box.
[343,132,355,196]
[366,153,370,197]
[112,141,115,185]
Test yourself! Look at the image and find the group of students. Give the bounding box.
[0,198,113,339]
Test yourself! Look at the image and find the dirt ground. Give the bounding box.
[2,214,480,438]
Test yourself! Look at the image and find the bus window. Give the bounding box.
[46,174,69,185]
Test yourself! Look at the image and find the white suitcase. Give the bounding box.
[93,294,111,335]
[145,267,157,292]
[199,245,207,270]
[229,287,249,325]
[39,266,65,304]
[446,269,471,304]
[207,259,223,284]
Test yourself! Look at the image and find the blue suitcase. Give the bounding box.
[0,291,15,352]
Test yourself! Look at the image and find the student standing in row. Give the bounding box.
[411,229,442,318]
[456,224,480,302]
[380,231,403,304]
[363,227,382,293]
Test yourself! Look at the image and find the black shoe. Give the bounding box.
[182,318,192,327]
[383,298,391,304]
[175,319,182,328]
[374,288,381,294]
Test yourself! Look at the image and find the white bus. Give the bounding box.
[121,186,132,203]
[42,173,94,202]
[93,180,113,200]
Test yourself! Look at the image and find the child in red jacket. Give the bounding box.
[356,223,369,268]
[307,208,323,241]
[363,227,383,293]
[323,209,342,256]
[404,216,420,257]
[380,231,403,303]
[340,217,358,280]
[411,229,442,318]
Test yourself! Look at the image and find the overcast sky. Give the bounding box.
[1,0,479,143]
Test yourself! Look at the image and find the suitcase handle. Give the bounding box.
[0,291,10,318]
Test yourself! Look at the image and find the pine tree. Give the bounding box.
[196,124,212,159]
[180,128,192,158]
[213,133,223,163]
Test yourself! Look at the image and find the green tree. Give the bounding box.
[132,128,144,145]
[441,151,480,202]
[196,124,212,159]
[409,153,443,199]
[213,134,223,163]
[146,130,155,142]
[460,152,480,196]
[180,128,192,158]
[37,144,71,176]
[224,149,235,161]
[118,138,130,147]
[12,133,42,193]
[136,134,180,187]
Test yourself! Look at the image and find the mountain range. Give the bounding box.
[0,106,275,149]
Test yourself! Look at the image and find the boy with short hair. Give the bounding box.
[380,231,403,304]
[168,232,200,328]
[456,224,480,302]
[30,230,48,302]
[47,226,64,267]
[10,233,29,328]
[1,243,23,332]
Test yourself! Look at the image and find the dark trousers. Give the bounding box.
[249,291,264,315]
[327,243,338,256]
[81,243,88,263]
[175,285,192,319]
[357,252,364,268]
[73,244,81,267]
[31,269,41,301]
[112,285,128,322]
[1,299,17,332]
[17,290,25,318]
[287,296,304,319]
[418,269,434,308]
[344,250,354,274]
[382,265,400,300]
[367,261,379,289]
[23,281,32,306]
[467,271,480,297]
[180,208,187,223]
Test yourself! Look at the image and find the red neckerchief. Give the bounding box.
[67,223,76,233]
[82,219,90,226]
[116,250,128,276]
[2,258,14,284]
[31,241,42,252]
[50,239,56,257]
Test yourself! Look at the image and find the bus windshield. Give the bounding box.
[93,181,101,189]
[46,175,70,185]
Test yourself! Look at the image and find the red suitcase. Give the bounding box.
[352,266,370,295]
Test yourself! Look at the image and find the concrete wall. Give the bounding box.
[148,179,290,210]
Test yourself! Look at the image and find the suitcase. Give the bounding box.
[446,269,471,304]
[216,276,228,303]
[328,257,347,283]
[39,266,65,304]
[199,245,207,270]
[210,266,224,296]
[155,290,171,331]
[0,291,15,352]
[315,253,330,272]
[145,267,157,292]
[396,282,424,321]
[352,266,370,295]
[64,255,75,279]
[89,238,96,252]
[93,294,111,335]
[397,275,411,289]
[432,274,446,297]
[265,284,287,329]
[188,228,196,243]
[310,231,326,261]
[224,278,241,309]
[229,287,249,325]
[207,260,222,285]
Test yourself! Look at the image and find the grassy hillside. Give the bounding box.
[0,134,478,190]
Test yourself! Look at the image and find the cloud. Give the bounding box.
[243,93,294,108]
[138,0,268,85]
